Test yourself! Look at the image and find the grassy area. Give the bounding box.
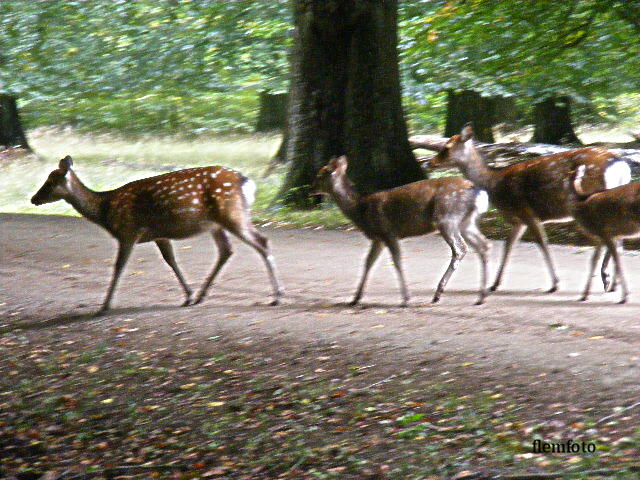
[3,126,640,242]
[1,128,351,229]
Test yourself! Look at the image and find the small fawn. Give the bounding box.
[31,156,283,313]
[313,155,490,306]
[431,125,631,293]
[569,165,640,304]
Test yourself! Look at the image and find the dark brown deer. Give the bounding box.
[569,165,640,304]
[430,125,631,293]
[313,156,490,306]
[31,156,283,313]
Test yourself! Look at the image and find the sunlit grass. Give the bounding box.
[1,128,350,228]
[3,124,637,229]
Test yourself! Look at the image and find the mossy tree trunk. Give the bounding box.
[276,0,424,208]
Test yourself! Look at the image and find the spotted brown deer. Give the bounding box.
[430,125,631,293]
[569,166,640,304]
[31,156,283,313]
[313,156,490,306]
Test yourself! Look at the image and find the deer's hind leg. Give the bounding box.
[461,213,490,305]
[156,239,194,306]
[193,228,234,305]
[433,217,468,304]
[230,223,284,306]
[383,237,410,307]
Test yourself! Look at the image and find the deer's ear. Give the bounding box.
[59,155,73,172]
[460,124,474,142]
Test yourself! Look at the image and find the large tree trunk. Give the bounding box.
[444,90,495,143]
[531,95,581,145]
[277,0,424,208]
[0,94,30,150]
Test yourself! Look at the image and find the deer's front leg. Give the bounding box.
[350,240,383,306]
[98,240,135,315]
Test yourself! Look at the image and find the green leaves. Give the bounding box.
[400,0,640,101]
[0,0,291,132]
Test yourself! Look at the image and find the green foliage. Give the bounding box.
[400,0,640,112]
[2,0,640,135]
[0,0,290,133]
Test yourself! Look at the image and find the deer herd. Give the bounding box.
[31,125,640,314]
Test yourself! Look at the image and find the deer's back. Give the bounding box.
[104,166,247,241]
[360,177,475,239]
[493,148,615,222]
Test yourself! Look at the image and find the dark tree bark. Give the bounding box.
[531,95,581,145]
[256,91,288,132]
[444,90,495,143]
[0,94,30,150]
[277,0,424,208]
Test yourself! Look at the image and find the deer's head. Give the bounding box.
[31,156,74,205]
[429,125,474,168]
[311,155,348,196]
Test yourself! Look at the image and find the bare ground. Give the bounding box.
[2,213,640,477]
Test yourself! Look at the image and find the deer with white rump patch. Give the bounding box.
[313,155,490,306]
[31,156,283,313]
[569,166,640,304]
[430,125,631,293]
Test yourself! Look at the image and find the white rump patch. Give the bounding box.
[474,190,489,214]
[604,161,631,189]
[573,165,587,195]
[242,179,256,206]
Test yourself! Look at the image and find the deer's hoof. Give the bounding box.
[348,298,360,307]
[192,295,205,305]
[474,297,485,306]
[95,307,110,317]
[578,295,588,302]
[546,285,558,294]
[489,284,499,292]
[431,296,440,304]
[269,299,280,306]
[618,297,628,305]
[181,298,194,307]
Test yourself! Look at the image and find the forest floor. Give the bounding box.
[2,213,640,479]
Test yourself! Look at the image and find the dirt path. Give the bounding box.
[2,213,640,405]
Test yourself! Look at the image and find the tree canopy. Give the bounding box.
[1,0,639,135]
[0,0,290,132]
[401,0,640,104]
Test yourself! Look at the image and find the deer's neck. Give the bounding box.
[457,142,496,191]
[64,172,108,227]
[329,175,365,224]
